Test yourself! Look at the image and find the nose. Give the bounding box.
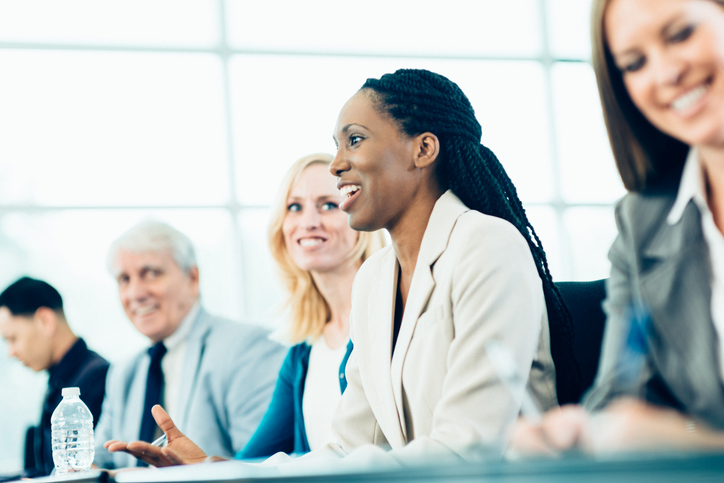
[329,149,350,178]
[654,51,687,87]
[300,204,321,230]
[125,277,149,302]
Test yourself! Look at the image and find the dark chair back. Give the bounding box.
[554,279,607,404]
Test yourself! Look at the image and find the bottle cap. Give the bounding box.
[62,387,81,397]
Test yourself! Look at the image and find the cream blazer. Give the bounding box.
[330,191,557,461]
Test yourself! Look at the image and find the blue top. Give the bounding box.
[236,339,353,459]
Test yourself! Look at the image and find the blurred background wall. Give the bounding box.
[0,0,621,473]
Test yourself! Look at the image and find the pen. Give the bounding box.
[151,433,167,447]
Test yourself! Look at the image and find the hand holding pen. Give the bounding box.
[104,405,209,467]
[151,433,167,448]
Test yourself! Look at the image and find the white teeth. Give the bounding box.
[299,238,323,247]
[671,84,708,112]
[135,305,157,316]
[339,185,361,198]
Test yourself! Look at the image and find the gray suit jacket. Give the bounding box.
[94,307,286,468]
[330,191,557,460]
[586,190,724,429]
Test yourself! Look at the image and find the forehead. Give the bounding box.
[114,249,177,274]
[606,0,686,51]
[289,164,339,198]
[0,307,31,333]
[335,91,386,133]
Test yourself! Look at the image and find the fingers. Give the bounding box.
[541,405,589,451]
[126,441,175,467]
[105,441,131,453]
[104,440,122,449]
[507,417,557,458]
[507,405,591,458]
[206,456,228,463]
[151,405,185,441]
[105,440,168,466]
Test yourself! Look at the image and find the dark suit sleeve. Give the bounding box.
[235,346,297,459]
[76,354,110,428]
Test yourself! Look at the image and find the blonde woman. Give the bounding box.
[238,153,385,458]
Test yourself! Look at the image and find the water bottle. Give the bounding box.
[51,387,95,474]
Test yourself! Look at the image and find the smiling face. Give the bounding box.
[114,249,199,343]
[282,163,359,274]
[0,307,53,372]
[330,90,424,233]
[606,0,724,148]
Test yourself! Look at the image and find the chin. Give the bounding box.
[347,215,377,233]
[134,321,164,340]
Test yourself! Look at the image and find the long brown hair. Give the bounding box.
[268,153,386,344]
[590,0,703,191]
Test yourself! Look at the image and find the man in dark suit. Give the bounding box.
[0,277,109,476]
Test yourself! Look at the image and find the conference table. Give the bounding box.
[20,451,724,483]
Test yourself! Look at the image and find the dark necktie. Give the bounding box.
[139,342,167,450]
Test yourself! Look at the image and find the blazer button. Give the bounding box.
[340,373,345,379]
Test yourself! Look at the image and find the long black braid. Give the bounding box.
[362,69,581,404]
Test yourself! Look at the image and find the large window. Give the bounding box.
[0,0,624,472]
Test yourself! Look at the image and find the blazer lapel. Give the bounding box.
[364,247,407,447]
[175,309,211,429]
[639,201,720,389]
[390,258,435,440]
[390,190,469,440]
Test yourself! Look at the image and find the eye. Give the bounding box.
[321,202,338,211]
[287,202,301,213]
[147,269,162,279]
[620,56,645,74]
[669,24,694,44]
[349,134,364,147]
[117,274,130,285]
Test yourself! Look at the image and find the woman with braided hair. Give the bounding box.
[322,68,573,460]
[104,69,573,466]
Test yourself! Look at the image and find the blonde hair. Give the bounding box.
[590,0,709,191]
[268,153,386,344]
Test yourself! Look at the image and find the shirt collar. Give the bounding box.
[162,301,200,351]
[667,148,708,225]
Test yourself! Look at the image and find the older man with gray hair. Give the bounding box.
[94,221,286,469]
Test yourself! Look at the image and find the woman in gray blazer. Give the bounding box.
[511,0,724,455]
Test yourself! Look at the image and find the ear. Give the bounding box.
[34,307,58,335]
[412,132,440,170]
[188,266,200,296]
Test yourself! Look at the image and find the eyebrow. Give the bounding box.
[115,263,162,278]
[661,15,686,37]
[333,123,369,143]
[287,194,340,202]
[342,123,368,133]
[612,14,681,58]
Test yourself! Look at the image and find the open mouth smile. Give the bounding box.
[339,184,361,211]
[134,304,159,317]
[669,80,711,113]
[298,237,326,247]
